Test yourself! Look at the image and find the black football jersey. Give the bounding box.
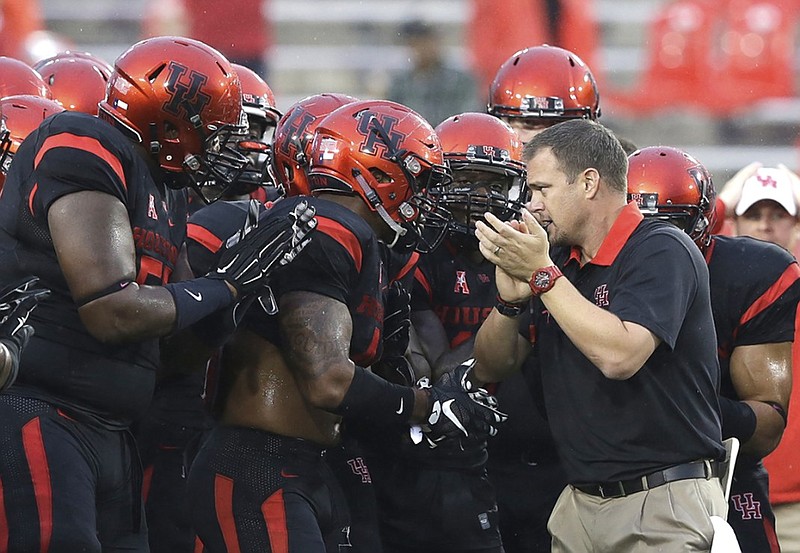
[707,235,800,467]
[0,111,188,426]
[244,196,388,367]
[412,241,496,347]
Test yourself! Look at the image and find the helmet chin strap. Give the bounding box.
[351,169,407,247]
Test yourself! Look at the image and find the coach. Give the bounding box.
[472,119,727,552]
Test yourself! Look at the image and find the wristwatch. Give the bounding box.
[529,266,563,296]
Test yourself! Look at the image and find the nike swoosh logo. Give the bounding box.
[442,399,468,436]
[217,255,237,274]
[280,469,299,478]
[185,289,203,301]
[396,397,404,415]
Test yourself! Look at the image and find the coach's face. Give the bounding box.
[525,148,583,247]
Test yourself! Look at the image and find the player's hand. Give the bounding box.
[373,282,416,385]
[209,199,317,297]
[417,358,507,448]
[718,161,762,215]
[0,276,50,392]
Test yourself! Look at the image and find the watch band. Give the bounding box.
[529,265,564,296]
[495,294,526,317]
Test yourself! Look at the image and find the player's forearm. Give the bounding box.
[78,278,234,344]
[740,399,787,457]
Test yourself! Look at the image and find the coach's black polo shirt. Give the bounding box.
[523,202,724,485]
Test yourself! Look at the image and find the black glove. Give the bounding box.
[417,358,507,448]
[0,276,50,392]
[209,199,317,297]
[373,281,415,385]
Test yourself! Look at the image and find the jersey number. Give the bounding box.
[137,255,172,285]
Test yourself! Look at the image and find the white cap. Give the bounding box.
[735,167,797,217]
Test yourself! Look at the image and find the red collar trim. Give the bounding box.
[568,202,644,266]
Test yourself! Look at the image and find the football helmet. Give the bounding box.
[0,95,65,189]
[308,99,452,252]
[487,45,600,121]
[0,57,53,100]
[33,52,113,115]
[224,63,282,197]
[272,93,358,197]
[433,112,528,239]
[627,146,716,250]
[97,36,248,201]
[232,63,281,140]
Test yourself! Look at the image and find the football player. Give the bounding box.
[628,146,799,553]
[363,112,526,553]
[0,36,315,552]
[186,99,504,552]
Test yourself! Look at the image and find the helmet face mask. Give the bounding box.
[97,37,249,202]
[437,168,527,237]
[309,100,452,253]
[627,147,716,250]
[432,112,528,243]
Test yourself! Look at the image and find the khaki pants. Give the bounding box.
[774,502,800,553]
[548,478,727,553]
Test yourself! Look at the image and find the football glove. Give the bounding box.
[417,358,507,448]
[209,199,317,297]
[373,281,415,385]
[0,276,50,392]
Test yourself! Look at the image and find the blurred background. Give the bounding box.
[2,0,798,183]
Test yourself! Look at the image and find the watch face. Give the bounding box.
[534,271,551,288]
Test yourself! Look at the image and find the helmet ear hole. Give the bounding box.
[147,63,167,83]
[369,168,393,184]
[164,122,179,140]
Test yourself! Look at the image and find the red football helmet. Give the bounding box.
[225,64,283,196]
[433,112,528,237]
[232,63,281,139]
[33,52,113,115]
[627,146,717,250]
[487,45,600,121]
[271,93,358,196]
[97,36,248,200]
[0,95,65,189]
[308,99,452,252]
[0,57,53,100]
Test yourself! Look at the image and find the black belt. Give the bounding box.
[574,460,719,499]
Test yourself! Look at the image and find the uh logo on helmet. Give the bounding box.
[98,36,249,202]
[307,99,452,253]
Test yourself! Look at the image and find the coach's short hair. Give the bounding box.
[522,119,628,193]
